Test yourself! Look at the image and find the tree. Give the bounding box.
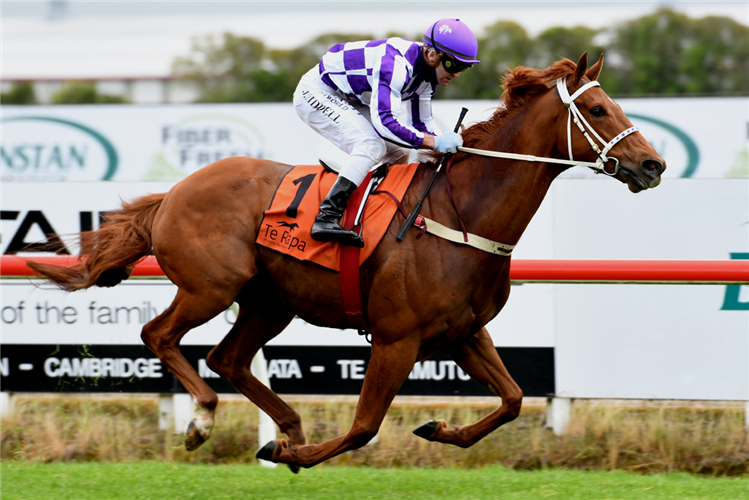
[172,33,268,102]
[605,8,749,95]
[607,9,693,94]
[439,21,535,100]
[51,82,127,104]
[174,32,373,103]
[533,26,603,69]
[1,82,37,104]
[679,15,749,94]
[170,10,749,102]
[267,33,375,102]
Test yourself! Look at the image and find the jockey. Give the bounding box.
[293,18,480,247]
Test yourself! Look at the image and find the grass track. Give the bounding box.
[2,462,747,499]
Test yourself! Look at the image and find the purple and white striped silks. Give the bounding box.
[318,38,438,148]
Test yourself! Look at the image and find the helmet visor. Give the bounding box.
[439,52,473,74]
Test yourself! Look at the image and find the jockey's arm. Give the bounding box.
[419,134,435,150]
[372,48,438,150]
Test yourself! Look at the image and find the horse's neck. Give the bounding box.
[453,101,565,247]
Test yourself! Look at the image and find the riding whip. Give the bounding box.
[396,107,468,241]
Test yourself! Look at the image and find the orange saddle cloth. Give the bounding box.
[256,163,419,271]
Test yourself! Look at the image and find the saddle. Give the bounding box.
[256,160,418,271]
[256,161,419,332]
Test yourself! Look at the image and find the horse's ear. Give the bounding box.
[572,52,589,86]
[586,53,604,81]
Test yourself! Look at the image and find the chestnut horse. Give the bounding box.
[29,53,664,470]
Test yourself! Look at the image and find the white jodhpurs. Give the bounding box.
[293,67,389,186]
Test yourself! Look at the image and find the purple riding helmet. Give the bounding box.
[423,18,480,67]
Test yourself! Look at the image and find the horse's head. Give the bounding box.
[555,53,666,192]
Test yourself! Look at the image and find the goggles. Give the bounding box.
[439,52,472,74]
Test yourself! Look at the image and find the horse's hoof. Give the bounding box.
[256,440,278,462]
[413,420,439,441]
[184,421,207,451]
[257,441,300,473]
[95,267,131,287]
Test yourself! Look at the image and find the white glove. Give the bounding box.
[433,132,463,154]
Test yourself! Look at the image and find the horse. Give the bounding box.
[28,53,665,471]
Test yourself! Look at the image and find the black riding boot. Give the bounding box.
[310,176,364,247]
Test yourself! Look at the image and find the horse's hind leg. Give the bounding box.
[413,326,524,448]
[140,288,234,450]
[258,337,419,469]
[205,303,305,447]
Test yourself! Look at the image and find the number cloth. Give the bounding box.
[256,163,419,270]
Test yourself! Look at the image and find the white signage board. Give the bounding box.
[1,104,318,182]
[0,280,372,347]
[0,181,552,348]
[546,179,749,400]
[2,179,747,399]
[2,98,746,182]
[555,283,748,400]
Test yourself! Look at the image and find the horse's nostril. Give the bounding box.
[642,158,665,178]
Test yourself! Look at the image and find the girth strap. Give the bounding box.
[339,171,373,336]
[414,215,515,256]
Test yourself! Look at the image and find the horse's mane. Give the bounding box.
[418,58,578,165]
[461,58,576,147]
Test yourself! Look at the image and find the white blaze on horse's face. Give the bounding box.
[558,77,666,193]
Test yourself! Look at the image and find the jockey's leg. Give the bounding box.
[309,156,372,247]
[293,68,386,246]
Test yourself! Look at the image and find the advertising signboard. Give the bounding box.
[0,181,554,397]
[2,137,747,400]
[2,98,746,182]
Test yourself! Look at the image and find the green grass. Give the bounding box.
[1,462,747,500]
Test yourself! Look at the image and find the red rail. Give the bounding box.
[2,255,748,284]
[509,259,749,284]
[0,255,163,278]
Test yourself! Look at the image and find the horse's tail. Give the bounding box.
[28,193,166,292]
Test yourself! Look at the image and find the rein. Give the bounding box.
[409,76,640,256]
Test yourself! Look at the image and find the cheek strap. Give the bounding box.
[556,78,640,176]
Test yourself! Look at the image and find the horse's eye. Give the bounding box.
[590,106,607,118]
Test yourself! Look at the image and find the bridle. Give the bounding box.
[457,77,640,176]
[409,76,642,256]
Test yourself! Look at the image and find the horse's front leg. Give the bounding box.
[413,327,523,448]
[258,337,419,469]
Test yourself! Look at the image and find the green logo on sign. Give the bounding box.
[1,116,118,180]
[721,253,749,311]
[628,114,700,178]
